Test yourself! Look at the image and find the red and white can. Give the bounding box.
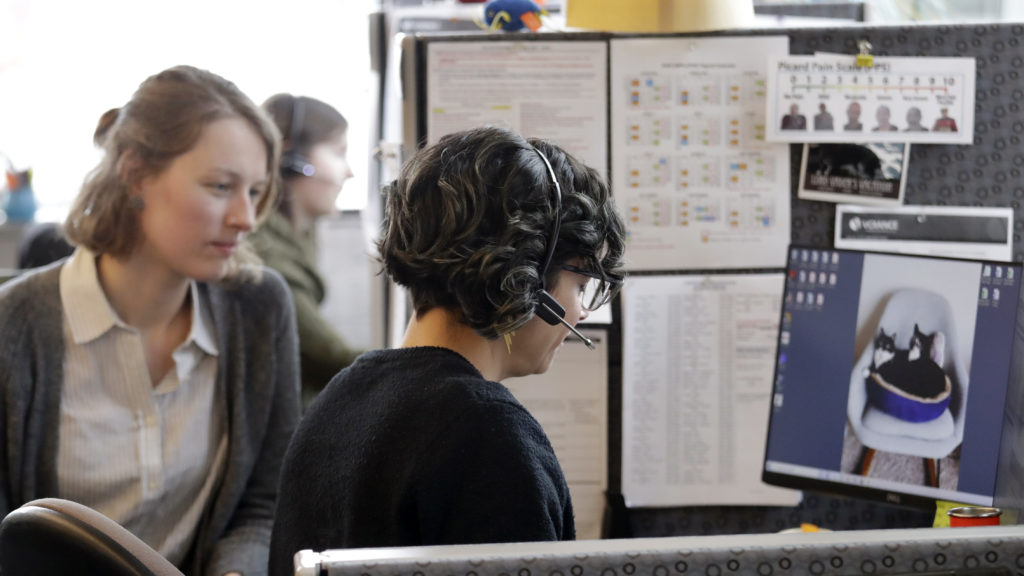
[947,506,1002,527]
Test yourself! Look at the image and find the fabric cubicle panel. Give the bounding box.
[302,526,1024,575]
[611,22,1021,537]
[409,22,1022,537]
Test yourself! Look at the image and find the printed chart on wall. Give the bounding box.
[610,37,791,271]
[765,55,976,145]
[621,274,801,507]
[427,40,608,175]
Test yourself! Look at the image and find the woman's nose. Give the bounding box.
[228,192,255,231]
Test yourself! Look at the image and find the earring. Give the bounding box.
[129,196,145,211]
[504,331,516,354]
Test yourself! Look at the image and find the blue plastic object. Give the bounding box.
[483,0,542,32]
[3,169,36,223]
[5,185,37,223]
[865,373,951,423]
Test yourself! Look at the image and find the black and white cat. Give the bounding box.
[869,325,944,370]
[870,328,897,371]
[866,324,947,398]
[907,324,945,366]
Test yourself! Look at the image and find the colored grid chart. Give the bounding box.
[725,154,775,189]
[726,196,775,228]
[678,196,722,226]
[626,114,672,146]
[675,155,722,190]
[626,195,672,227]
[725,73,767,105]
[626,155,671,188]
[676,113,721,148]
[725,113,767,148]
[675,77,722,106]
[627,76,671,108]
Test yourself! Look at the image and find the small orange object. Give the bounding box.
[520,11,542,31]
[800,523,820,532]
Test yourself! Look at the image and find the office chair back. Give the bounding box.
[16,222,75,269]
[0,498,183,576]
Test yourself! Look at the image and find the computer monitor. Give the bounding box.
[763,246,1022,509]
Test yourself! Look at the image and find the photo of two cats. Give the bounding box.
[842,257,978,491]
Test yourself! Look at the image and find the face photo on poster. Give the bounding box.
[798,143,909,206]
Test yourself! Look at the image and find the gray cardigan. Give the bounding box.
[0,261,301,576]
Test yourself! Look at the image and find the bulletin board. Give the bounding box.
[405,21,1023,537]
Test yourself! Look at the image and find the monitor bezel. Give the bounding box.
[761,244,1023,511]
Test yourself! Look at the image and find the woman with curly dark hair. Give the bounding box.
[269,126,625,569]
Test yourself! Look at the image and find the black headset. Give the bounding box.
[530,147,596,349]
[280,96,316,178]
[531,146,567,327]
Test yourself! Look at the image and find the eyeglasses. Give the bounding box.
[559,264,623,311]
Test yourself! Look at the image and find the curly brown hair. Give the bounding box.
[378,126,625,339]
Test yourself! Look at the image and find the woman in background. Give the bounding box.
[251,94,361,408]
[0,65,300,576]
[269,126,626,573]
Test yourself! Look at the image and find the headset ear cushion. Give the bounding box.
[535,290,565,326]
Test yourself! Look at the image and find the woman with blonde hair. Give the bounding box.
[0,65,300,576]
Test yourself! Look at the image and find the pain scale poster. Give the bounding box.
[765,54,975,145]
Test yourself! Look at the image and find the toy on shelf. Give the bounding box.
[481,0,545,32]
[4,166,37,223]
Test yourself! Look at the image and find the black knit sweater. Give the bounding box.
[269,347,574,575]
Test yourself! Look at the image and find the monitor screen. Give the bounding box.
[763,246,1022,509]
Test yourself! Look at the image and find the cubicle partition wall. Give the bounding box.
[401,22,1024,537]
[298,525,1024,576]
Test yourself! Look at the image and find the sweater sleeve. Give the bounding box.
[205,272,302,576]
[0,295,14,517]
[418,399,575,545]
[0,266,66,517]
